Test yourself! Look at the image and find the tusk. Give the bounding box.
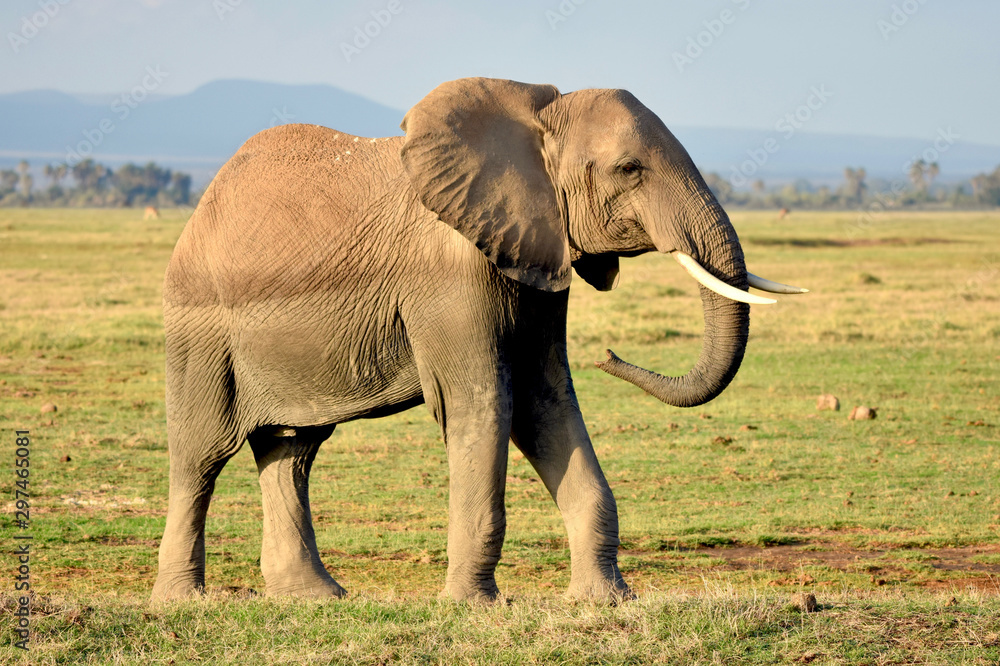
[673,252,776,305]
[747,273,810,294]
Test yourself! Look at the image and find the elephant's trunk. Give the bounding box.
[597,207,751,407]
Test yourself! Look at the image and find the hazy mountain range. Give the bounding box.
[2,80,997,188]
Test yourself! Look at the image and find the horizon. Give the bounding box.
[7,77,998,149]
[2,76,995,195]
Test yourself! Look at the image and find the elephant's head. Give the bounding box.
[400,78,805,408]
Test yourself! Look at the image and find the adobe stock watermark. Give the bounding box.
[268,106,295,127]
[545,0,588,31]
[340,0,403,63]
[7,0,73,54]
[848,126,959,237]
[673,0,751,73]
[728,85,833,187]
[64,66,169,167]
[213,0,245,21]
[877,0,931,40]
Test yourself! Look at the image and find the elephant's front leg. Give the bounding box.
[512,352,631,601]
[414,343,513,602]
[440,400,512,601]
[248,425,346,598]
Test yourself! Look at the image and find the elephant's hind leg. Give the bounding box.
[152,346,244,602]
[248,424,346,598]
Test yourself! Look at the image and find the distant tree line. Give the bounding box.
[703,162,1000,210]
[0,160,192,207]
[3,157,999,211]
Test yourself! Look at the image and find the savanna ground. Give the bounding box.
[1,208,998,664]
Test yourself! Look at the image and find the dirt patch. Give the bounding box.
[59,489,151,512]
[321,548,442,565]
[94,536,159,548]
[623,543,1000,592]
[682,543,1000,572]
[747,237,958,249]
[916,578,1000,593]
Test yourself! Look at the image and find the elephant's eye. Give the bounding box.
[619,161,642,175]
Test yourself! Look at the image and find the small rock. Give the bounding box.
[712,436,733,445]
[944,596,958,607]
[816,394,840,411]
[791,592,818,613]
[969,490,978,497]
[14,391,34,398]
[848,406,877,420]
[739,424,758,431]
[60,455,72,463]
[40,403,58,413]
[945,490,955,497]
[796,652,821,664]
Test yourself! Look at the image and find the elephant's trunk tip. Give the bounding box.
[595,349,644,387]
[595,348,618,368]
[596,349,631,377]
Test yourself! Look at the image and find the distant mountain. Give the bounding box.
[1,80,997,188]
[0,80,405,184]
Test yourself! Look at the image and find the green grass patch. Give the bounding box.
[1,209,999,662]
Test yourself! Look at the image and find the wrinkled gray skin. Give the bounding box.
[151,78,751,603]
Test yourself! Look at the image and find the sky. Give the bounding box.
[2,0,999,146]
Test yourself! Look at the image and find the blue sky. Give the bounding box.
[3,0,998,146]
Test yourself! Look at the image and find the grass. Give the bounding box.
[9,587,1000,664]
[1,208,999,663]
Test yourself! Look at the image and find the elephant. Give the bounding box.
[151,77,805,603]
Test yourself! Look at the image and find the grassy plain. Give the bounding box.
[1,208,998,663]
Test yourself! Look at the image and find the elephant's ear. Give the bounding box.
[573,254,620,291]
[400,78,570,292]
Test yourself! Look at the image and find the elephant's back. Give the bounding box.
[164,124,409,309]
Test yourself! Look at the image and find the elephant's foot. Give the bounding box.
[566,572,634,603]
[151,573,205,604]
[441,584,500,603]
[262,562,347,598]
[441,572,501,603]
